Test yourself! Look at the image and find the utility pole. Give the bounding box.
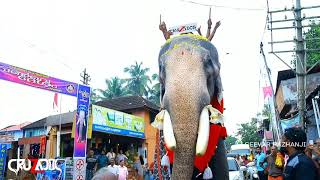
[295,0,306,129]
[260,42,282,142]
[267,0,320,131]
[80,68,91,85]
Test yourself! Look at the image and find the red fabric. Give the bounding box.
[53,93,58,107]
[194,125,227,172]
[165,145,174,164]
[164,97,228,173]
[156,130,163,180]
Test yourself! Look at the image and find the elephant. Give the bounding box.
[153,34,229,180]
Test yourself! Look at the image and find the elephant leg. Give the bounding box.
[209,138,229,180]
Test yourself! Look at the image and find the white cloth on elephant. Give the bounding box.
[161,154,170,167]
[151,110,165,130]
[203,166,213,179]
[206,105,224,125]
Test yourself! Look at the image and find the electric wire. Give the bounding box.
[180,0,265,11]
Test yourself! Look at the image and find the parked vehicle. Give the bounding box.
[230,144,251,156]
[244,161,259,180]
[228,157,246,180]
[227,153,238,158]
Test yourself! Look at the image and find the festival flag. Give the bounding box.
[263,86,273,99]
[53,93,59,112]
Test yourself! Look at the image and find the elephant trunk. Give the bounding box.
[167,94,201,179]
[162,46,211,179]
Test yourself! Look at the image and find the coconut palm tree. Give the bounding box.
[90,89,101,104]
[124,61,151,97]
[98,77,129,100]
[148,73,160,105]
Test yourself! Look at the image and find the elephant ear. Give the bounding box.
[158,48,168,109]
[205,44,223,104]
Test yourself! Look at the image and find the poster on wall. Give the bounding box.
[73,157,86,180]
[0,62,78,96]
[0,144,7,179]
[73,84,90,157]
[92,105,145,138]
[65,158,74,180]
[36,159,66,180]
[280,114,301,132]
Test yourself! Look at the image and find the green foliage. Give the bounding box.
[237,118,262,144]
[94,61,160,107]
[225,136,238,150]
[124,61,152,97]
[291,22,320,67]
[148,73,160,106]
[305,22,320,67]
[97,77,130,100]
[90,89,101,104]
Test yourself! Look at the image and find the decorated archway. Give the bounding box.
[0,61,90,180]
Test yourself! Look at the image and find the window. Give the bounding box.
[228,159,239,171]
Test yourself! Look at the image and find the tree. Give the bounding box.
[148,73,160,105]
[237,118,262,144]
[97,77,129,100]
[305,22,320,67]
[291,22,320,67]
[124,61,152,97]
[225,136,238,150]
[260,104,272,130]
[90,89,101,104]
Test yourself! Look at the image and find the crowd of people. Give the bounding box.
[85,127,320,180]
[85,148,155,180]
[235,127,320,180]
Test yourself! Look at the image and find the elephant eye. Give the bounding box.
[204,56,215,77]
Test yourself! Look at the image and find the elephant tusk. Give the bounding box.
[163,110,176,150]
[196,107,210,156]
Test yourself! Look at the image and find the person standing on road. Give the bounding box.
[118,160,128,180]
[97,150,109,170]
[281,127,318,180]
[116,150,128,165]
[86,149,98,180]
[263,146,284,180]
[107,148,116,164]
[235,154,242,166]
[256,146,267,180]
[107,159,119,178]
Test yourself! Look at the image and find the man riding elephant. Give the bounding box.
[152,17,229,180]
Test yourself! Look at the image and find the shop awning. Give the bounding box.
[18,135,46,145]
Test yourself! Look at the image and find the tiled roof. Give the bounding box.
[22,118,47,129]
[45,111,75,126]
[276,64,320,94]
[22,111,76,129]
[0,122,32,132]
[95,96,159,113]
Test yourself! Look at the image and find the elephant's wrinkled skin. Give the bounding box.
[158,35,228,180]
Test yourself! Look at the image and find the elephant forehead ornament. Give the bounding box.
[152,19,228,179]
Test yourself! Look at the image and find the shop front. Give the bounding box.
[18,135,46,158]
[91,105,146,165]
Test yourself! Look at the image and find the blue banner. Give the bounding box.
[0,144,7,180]
[73,84,91,158]
[280,114,301,132]
[36,160,66,180]
[93,124,145,138]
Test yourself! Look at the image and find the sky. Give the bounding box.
[0,0,317,134]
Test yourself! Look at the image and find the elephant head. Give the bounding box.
[157,34,226,179]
